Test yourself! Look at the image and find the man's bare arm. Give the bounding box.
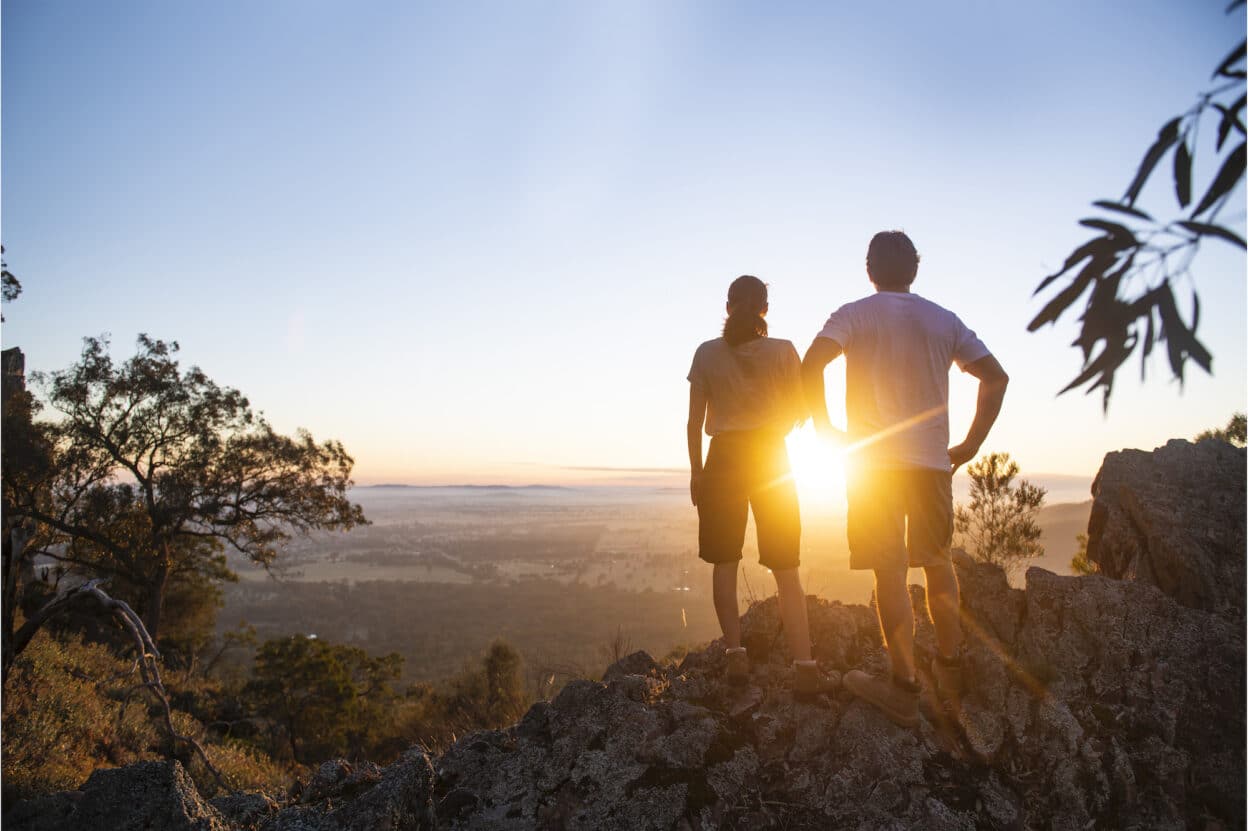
[687,386,708,505]
[801,337,845,440]
[949,354,1009,472]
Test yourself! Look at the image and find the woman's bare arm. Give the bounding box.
[687,385,708,505]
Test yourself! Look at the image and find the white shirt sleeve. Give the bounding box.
[951,315,991,369]
[816,304,854,350]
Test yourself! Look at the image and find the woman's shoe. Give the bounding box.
[726,647,749,685]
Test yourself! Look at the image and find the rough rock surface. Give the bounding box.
[1088,438,1246,617]
[428,552,1244,829]
[4,760,229,831]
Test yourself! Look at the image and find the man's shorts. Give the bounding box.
[697,430,800,571]
[846,465,953,571]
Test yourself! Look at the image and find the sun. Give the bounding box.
[786,424,848,507]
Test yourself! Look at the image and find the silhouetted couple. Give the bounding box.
[686,230,1009,723]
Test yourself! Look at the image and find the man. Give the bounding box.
[801,230,1008,727]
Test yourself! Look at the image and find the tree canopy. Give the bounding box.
[9,335,366,640]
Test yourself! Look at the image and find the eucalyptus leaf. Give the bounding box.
[1191,141,1246,217]
[1177,220,1247,248]
[1124,118,1181,205]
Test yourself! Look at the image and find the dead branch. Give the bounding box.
[7,578,235,794]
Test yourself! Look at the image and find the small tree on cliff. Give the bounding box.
[14,335,367,641]
[1070,533,1099,575]
[955,452,1046,579]
[1195,412,1247,446]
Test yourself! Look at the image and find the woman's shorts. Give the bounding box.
[846,465,953,571]
[697,430,801,571]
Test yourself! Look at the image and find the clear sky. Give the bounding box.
[3,0,1245,489]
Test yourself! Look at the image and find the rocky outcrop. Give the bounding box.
[3,760,230,831]
[429,552,1244,830]
[6,554,1242,830]
[1088,438,1246,618]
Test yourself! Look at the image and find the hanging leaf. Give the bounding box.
[1028,256,1110,331]
[1174,139,1193,207]
[1033,237,1108,295]
[1092,200,1153,221]
[1140,309,1155,381]
[1078,218,1137,242]
[1212,38,1247,79]
[1191,141,1246,216]
[1124,118,1182,205]
[1215,95,1246,151]
[1156,284,1214,381]
[1177,220,1248,248]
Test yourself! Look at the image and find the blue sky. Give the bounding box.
[3,0,1244,489]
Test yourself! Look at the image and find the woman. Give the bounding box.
[686,275,822,694]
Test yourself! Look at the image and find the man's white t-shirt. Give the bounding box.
[688,337,805,436]
[817,292,990,471]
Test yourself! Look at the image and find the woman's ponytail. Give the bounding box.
[722,275,768,346]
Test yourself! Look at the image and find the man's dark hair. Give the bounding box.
[866,230,920,289]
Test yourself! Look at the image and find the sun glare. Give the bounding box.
[786,425,848,508]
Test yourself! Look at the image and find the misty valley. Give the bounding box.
[219,485,1091,685]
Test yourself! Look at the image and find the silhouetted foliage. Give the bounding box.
[404,639,528,750]
[955,452,1046,578]
[1031,9,1246,409]
[2,630,286,803]
[1195,411,1247,445]
[10,335,367,641]
[1070,533,1099,575]
[1,246,20,320]
[245,635,404,765]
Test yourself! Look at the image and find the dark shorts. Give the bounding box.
[846,465,953,571]
[697,430,801,571]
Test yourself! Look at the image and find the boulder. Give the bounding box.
[1088,438,1246,617]
[3,760,228,831]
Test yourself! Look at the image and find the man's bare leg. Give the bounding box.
[772,567,812,662]
[873,566,916,682]
[713,562,742,649]
[923,561,963,659]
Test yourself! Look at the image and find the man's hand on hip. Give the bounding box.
[948,443,977,474]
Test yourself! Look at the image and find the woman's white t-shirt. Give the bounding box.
[687,337,805,436]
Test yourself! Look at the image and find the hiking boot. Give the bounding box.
[726,647,749,685]
[931,652,964,716]
[794,661,840,700]
[844,669,920,728]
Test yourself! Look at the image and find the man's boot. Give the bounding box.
[844,669,920,727]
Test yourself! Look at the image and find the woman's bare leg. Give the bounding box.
[773,567,812,662]
[713,562,742,649]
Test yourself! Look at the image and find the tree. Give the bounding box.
[11,335,367,641]
[954,452,1046,578]
[1030,5,1246,409]
[1195,411,1247,445]
[1,246,21,322]
[245,635,403,765]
